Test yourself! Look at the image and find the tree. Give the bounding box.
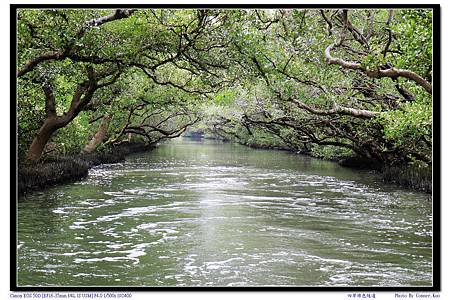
[25,65,122,161]
[205,9,432,165]
[17,9,232,161]
[16,8,433,168]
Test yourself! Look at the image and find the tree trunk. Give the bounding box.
[26,118,60,162]
[24,66,121,162]
[81,114,112,153]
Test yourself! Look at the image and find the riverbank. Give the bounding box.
[17,139,432,196]
[17,143,154,196]
[380,164,432,194]
[337,156,431,194]
[17,139,432,287]
[240,141,432,194]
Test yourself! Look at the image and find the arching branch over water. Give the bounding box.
[16,8,433,169]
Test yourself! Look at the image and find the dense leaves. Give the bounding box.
[16,8,433,169]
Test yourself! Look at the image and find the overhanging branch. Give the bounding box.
[17,9,135,77]
[288,97,379,118]
[325,43,432,94]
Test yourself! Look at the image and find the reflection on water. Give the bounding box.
[17,139,432,287]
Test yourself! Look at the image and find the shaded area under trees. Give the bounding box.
[16,8,434,193]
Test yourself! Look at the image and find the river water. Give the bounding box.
[17,139,433,287]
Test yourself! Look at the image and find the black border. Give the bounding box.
[11,3,441,292]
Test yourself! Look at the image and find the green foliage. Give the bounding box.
[378,93,431,164]
[239,127,285,149]
[17,82,46,158]
[361,53,387,69]
[310,144,353,160]
[52,113,90,154]
[391,9,432,79]
[213,90,238,106]
[16,8,433,171]
[380,101,431,145]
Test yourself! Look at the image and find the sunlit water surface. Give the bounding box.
[18,139,432,287]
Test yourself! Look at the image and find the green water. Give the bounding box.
[17,139,432,287]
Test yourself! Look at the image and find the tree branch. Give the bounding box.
[325,43,432,94]
[76,9,136,39]
[17,9,135,77]
[17,49,68,77]
[320,10,333,36]
[288,97,379,118]
[42,82,57,117]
